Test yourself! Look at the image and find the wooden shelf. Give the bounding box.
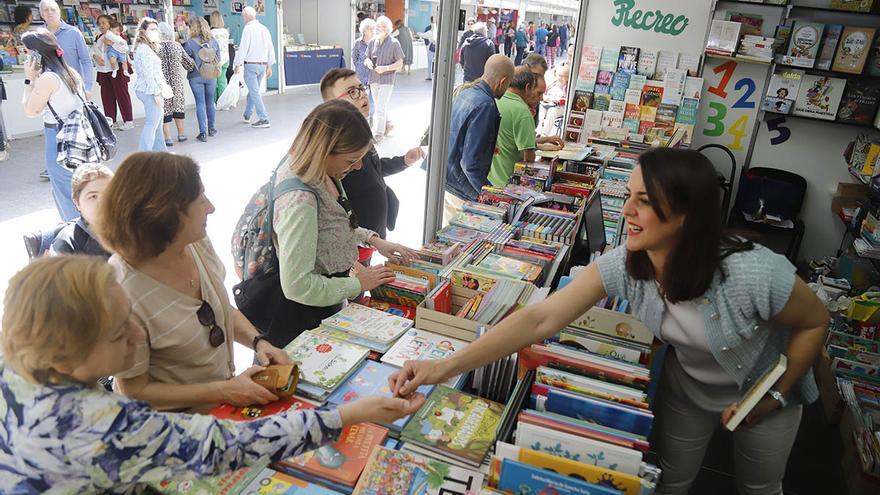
[705,52,773,65]
[763,110,880,130]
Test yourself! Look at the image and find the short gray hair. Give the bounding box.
[472,22,488,36]
[376,15,392,31]
[359,18,376,35]
[157,22,175,42]
[39,0,59,11]
[242,6,256,18]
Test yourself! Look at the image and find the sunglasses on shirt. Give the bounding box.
[196,300,225,348]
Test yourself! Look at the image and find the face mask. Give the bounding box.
[146,30,159,42]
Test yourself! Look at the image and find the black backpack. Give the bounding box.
[77,93,117,161]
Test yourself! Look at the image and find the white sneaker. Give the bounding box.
[119,121,135,131]
[243,114,253,124]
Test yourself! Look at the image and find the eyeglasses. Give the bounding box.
[196,300,225,347]
[337,195,360,230]
[338,85,367,101]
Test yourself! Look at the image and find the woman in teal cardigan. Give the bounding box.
[391,148,829,495]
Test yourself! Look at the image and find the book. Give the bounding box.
[610,71,631,100]
[675,98,699,125]
[816,24,844,70]
[677,53,701,77]
[573,90,593,112]
[726,11,763,37]
[662,68,687,105]
[653,50,679,80]
[242,469,345,494]
[449,211,503,233]
[151,465,266,494]
[831,0,876,12]
[514,421,643,475]
[544,387,654,437]
[353,446,485,495]
[400,386,503,467]
[761,69,804,114]
[210,395,316,421]
[592,93,612,111]
[426,279,453,314]
[785,21,824,67]
[683,77,704,100]
[278,422,388,488]
[578,45,602,92]
[595,70,614,93]
[477,253,543,282]
[833,26,877,74]
[327,359,433,408]
[599,46,620,72]
[636,49,657,77]
[706,20,741,56]
[536,366,649,408]
[654,104,678,130]
[381,329,468,367]
[792,74,846,121]
[358,297,417,320]
[725,354,788,431]
[837,79,880,125]
[321,303,411,345]
[497,459,621,495]
[866,34,880,76]
[283,330,369,392]
[617,46,640,74]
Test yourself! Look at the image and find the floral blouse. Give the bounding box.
[0,362,342,493]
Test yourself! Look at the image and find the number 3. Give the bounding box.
[702,102,727,137]
[766,116,791,145]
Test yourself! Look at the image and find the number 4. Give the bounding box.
[726,115,749,150]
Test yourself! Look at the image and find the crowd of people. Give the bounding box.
[0,8,829,495]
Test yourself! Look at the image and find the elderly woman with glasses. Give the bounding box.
[97,151,289,411]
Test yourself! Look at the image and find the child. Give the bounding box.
[50,164,113,258]
[105,21,129,78]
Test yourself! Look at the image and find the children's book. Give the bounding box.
[241,469,345,494]
[450,267,498,293]
[449,211,503,233]
[321,303,411,345]
[476,253,543,282]
[278,423,388,488]
[816,24,844,70]
[784,21,824,67]
[211,396,316,421]
[761,69,804,114]
[514,421,643,475]
[833,26,876,74]
[357,296,417,320]
[792,74,846,120]
[327,360,434,408]
[497,459,621,495]
[284,330,369,392]
[353,446,485,495]
[151,465,266,495]
[382,329,467,369]
[544,388,654,437]
[400,386,503,467]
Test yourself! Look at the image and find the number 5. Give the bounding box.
[766,116,791,145]
[702,102,727,137]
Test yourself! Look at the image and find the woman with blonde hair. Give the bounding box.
[262,99,416,347]
[132,17,168,151]
[183,18,221,142]
[0,256,425,492]
[209,10,231,100]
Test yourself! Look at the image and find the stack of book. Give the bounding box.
[738,34,775,61]
[380,328,469,389]
[599,165,633,244]
[449,211,504,233]
[370,272,432,309]
[706,20,741,57]
[318,303,412,354]
[518,207,579,244]
[283,330,370,401]
[355,296,417,320]
[510,161,553,191]
[353,446,485,494]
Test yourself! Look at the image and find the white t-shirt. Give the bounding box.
[91,31,129,73]
[211,28,230,65]
[41,72,82,125]
[660,298,737,386]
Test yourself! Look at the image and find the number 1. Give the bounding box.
[708,61,737,99]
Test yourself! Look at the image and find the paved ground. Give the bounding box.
[0,69,435,372]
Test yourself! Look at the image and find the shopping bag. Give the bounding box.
[847,292,880,323]
[217,72,245,111]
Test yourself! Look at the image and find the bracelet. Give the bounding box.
[252,333,266,351]
[768,389,787,408]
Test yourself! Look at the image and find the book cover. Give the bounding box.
[478,253,543,282]
[596,70,614,87]
[369,284,425,308]
[599,46,621,72]
[545,388,654,437]
[610,72,631,101]
[578,45,602,92]
[450,267,497,293]
[833,26,876,74]
[449,211,503,233]
[837,79,880,125]
[761,69,804,114]
[428,280,453,314]
[573,90,593,112]
[706,20,740,56]
[677,53,702,77]
[617,46,640,74]
[211,396,315,421]
[792,74,847,120]
[494,442,644,495]
[640,83,664,109]
[327,360,434,408]
[382,329,468,367]
[436,225,486,245]
[384,263,438,289]
[786,21,824,65]
[283,330,369,391]
[725,355,787,431]
[584,109,604,128]
[518,408,650,454]
[358,297,417,320]
[662,68,687,106]
[816,24,844,70]
[636,49,657,77]
[241,469,345,494]
[321,303,411,345]
[653,50,679,80]
[866,33,880,76]
[151,465,265,495]
[353,446,485,495]
[601,111,625,128]
[279,423,388,487]
[726,11,763,37]
[400,386,503,467]
[638,120,655,135]
[628,74,647,92]
[684,77,704,100]
[497,459,621,495]
[654,104,678,129]
[623,88,643,106]
[536,366,649,408]
[591,93,612,111]
[514,421,643,475]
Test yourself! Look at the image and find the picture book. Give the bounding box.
[599,46,621,72]
[833,26,876,74]
[283,330,369,391]
[518,409,650,454]
[815,24,844,70]
[837,79,880,125]
[477,253,543,282]
[384,262,438,289]
[449,211,503,233]
[240,469,345,494]
[518,345,651,389]
[381,329,467,368]
[497,459,621,495]
[792,74,846,121]
[370,283,426,308]
[537,364,649,408]
[353,446,485,495]
[514,421,643,475]
[309,326,392,354]
[436,225,486,245]
[419,240,462,265]
[494,442,646,495]
[358,296,417,320]
[761,69,804,114]
[327,360,434,406]
[544,388,654,437]
[278,422,388,487]
[450,267,497,293]
[151,465,265,495]
[578,45,602,92]
[725,355,787,431]
[211,395,315,421]
[785,21,824,67]
[321,303,411,345]
[401,386,503,467]
[617,46,640,73]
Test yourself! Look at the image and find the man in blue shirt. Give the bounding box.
[444,54,515,223]
[40,0,93,92]
[514,25,528,66]
[558,23,569,59]
[535,23,548,56]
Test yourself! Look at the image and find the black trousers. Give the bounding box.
[263,270,349,349]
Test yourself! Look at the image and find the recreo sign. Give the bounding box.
[610,0,689,36]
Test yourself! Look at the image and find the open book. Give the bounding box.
[725,354,788,431]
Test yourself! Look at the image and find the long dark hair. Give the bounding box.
[626,148,753,303]
[21,29,80,94]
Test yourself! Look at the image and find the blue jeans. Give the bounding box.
[537,42,546,55]
[427,49,435,80]
[44,126,77,221]
[136,91,166,151]
[243,64,268,121]
[189,77,218,135]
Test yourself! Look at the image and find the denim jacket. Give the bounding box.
[445,80,501,201]
[597,244,819,405]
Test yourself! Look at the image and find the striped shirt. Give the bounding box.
[111,238,235,389]
[367,35,404,85]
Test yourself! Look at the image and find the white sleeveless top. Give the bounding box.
[41,72,82,125]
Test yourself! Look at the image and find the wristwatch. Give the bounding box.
[252,333,266,351]
[24,79,31,86]
[768,389,787,408]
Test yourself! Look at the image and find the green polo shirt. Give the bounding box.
[489,91,537,187]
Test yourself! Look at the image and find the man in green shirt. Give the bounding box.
[488,68,563,187]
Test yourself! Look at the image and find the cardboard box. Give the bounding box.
[415,284,482,342]
[831,182,869,218]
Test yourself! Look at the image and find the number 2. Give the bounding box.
[732,78,756,109]
[702,102,727,137]
[767,116,791,145]
[708,61,737,98]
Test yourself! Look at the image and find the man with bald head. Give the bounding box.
[444,55,515,223]
[233,6,275,128]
